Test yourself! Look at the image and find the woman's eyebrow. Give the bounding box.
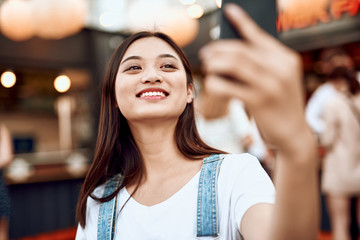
[121,54,178,65]
[121,56,141,65]
[158,54,178,61]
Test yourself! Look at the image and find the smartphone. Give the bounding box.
[219,0,278,39]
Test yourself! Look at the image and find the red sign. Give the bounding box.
[277,0,360,31]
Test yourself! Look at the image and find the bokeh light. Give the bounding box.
[1,71,16,88]
[0,0,35,41]
[127,1,199,47]
[216,0,222,8]
[187,4,204,19]
[99,11,116,27]
[54,75,71,93]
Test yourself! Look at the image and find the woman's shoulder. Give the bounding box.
[222,153,259,165]
[218,153,275,197]
[84,184,106,211]
[92,184,106,198]
[324,93,347,109]
[91,174,123,198]
[220,153,262,176]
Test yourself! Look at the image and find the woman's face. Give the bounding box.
[115,37,193,123]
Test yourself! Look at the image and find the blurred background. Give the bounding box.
[0,0,360,239]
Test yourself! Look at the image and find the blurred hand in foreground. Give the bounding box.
[199,4,309,152]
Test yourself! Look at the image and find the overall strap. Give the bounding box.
[97,174,123,240]
[196,154,225,237]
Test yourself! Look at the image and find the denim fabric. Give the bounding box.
[97,154,224,239]
[196,154,225,237]
[0,171,11,219]
[97,174,122,240]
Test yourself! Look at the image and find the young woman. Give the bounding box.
[321,66,360,240]
[76,4,319,240]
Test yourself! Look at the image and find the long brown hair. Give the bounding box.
[76,31,224,227]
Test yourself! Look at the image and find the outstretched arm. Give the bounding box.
[199,4,319,240]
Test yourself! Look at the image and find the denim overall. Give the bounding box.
[97,154,225,239]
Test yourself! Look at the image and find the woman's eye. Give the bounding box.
[162,64,177,69]
[125,65,141,71]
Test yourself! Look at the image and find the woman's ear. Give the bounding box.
[186,84,194,103]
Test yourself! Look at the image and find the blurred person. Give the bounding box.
[320,66,360,240]
[0,123,13,240]
[194,84,253,154]
[194,87,276,177]
[245,113,275,177]
[306,47,354,137]
[75,4,318,240]
[304,73,322,102]
[194,82,275,175]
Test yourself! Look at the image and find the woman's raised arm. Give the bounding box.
[199,4,319,240]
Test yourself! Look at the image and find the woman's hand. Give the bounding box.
[199,3,309,152]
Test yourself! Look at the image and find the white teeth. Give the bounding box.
[140,91,166,98]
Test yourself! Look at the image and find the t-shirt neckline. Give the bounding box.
[123,170,201,209]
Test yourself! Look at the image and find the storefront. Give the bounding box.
[277,0,360,236]
[276,0,360,87]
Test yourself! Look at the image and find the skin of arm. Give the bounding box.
[199,4,319,240]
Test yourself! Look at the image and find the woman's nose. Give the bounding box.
[141,68,163,84]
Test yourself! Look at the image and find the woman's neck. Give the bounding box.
[125,119,203,206]
[128,120,188,179]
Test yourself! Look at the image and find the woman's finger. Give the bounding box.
[200,40,270,87]
[203,55,265,89]
[203,74,253,102]
[223,3,271,44]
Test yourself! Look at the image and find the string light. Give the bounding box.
[0,0,35,41]
[127,1,199,47]
[0,0,88,41]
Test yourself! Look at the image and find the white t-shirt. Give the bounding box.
[75,154,275,240]
[247,119,268,161]
[305,83,336,135]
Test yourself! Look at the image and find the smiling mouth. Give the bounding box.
[138,91,166,98]
[136,89,169,98]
